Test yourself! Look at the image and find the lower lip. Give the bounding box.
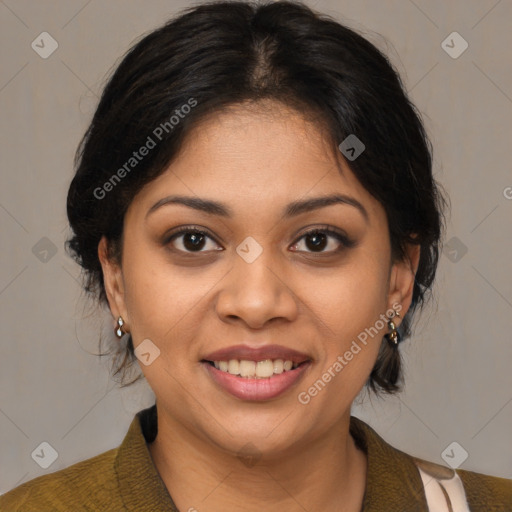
[202,361,311,401]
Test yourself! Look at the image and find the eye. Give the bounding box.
[290,226,355,254]
[164,225,355,255]
[165,226,222,253]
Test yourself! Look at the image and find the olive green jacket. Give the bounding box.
[1,404,511,511]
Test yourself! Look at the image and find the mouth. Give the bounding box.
[200,344,312,401]
[201,358,307,378]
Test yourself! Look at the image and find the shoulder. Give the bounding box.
[412,456,512,512]
[456,466,512,511]
[0,447,121,511]
[0,405,171,512]
[350,416,512,511]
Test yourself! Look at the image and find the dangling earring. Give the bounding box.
[115,316,125,338]
[385,311,401,347]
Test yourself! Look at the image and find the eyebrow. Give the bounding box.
[146,193,368,222]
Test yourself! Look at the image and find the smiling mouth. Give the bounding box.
[202,359,308,379]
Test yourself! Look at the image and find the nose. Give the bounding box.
[215,246,298,329]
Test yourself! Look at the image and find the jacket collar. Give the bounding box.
[114,404,428,511]
[115,404,177,511]
[350,416,428,511]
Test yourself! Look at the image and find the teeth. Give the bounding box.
[273,359,284,374]
[256,359,274,378]
[211,358,300,378]
[239,360,256,377]
[228,359,239,375]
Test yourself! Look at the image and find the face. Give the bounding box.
[99,101,418,459]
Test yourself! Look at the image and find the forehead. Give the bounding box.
[129,101,382,221]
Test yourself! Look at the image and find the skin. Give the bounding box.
[99,100,420,512]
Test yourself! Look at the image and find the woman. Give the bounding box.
[1,1,510,511]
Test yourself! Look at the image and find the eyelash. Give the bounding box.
[164,224,356,255]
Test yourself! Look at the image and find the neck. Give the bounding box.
[148,409,367,512]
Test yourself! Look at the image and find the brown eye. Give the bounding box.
[165,227,222,253]
[290,228,355,254]
[304,231,328,251]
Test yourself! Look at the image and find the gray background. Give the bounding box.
[1,0,511,494]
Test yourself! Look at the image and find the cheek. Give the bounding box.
[298,270,389,417]
[304,248,390,386]
[312,251,390,335]
[120,241,174,341]
[120,243,216,350]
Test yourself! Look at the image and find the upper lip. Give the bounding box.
[202,344,311,364]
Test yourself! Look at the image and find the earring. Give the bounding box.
[385,311,401,347]
[115,316,125,338]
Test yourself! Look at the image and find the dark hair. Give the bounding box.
[66,0,446,395]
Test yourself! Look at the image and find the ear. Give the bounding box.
[387,242,421,319]
[98,236,129,329]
